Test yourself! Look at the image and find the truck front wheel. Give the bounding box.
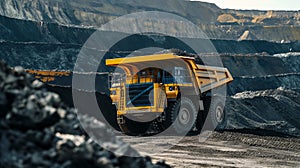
[165,97,197,134]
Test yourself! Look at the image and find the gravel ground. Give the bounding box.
[146,131,300,168]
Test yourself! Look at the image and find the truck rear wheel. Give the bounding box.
[208,97,225,129]
[165,97,197,134]
[119,116,151,136]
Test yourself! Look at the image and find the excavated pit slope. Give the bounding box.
[0,1,299,137]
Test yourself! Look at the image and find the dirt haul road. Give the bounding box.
[120,131,300,168]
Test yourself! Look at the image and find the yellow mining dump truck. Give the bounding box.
[106,53,233,135]
[27,53,233,135]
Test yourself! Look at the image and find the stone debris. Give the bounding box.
[0,60,171,168]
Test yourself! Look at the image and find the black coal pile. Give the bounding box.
[224,88,300,137]
[0,60,170,168]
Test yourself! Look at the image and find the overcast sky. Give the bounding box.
[191,0,300,10]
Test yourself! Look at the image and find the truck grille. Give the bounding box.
[126,83,154,107]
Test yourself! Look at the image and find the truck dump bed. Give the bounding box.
[195,65,233,93]
[106,53,233,93]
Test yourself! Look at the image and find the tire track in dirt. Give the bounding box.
[120,131,300,167]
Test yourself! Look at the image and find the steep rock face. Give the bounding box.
[0,0,299,42]
[0,0,221,26]
[221,9,300,26]
[0,42,80,70]
[0,15,300,71]
[0,15,95,43]
[221,54,300,94]
[1,39,299,71]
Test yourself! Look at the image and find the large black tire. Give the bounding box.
[208,97,226,129]
[164,97,197,134]
[119,117,151,136]
[150,101,176,133]
[96,93,121,131]
[151,119,165,133]
[102,110,121,132]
